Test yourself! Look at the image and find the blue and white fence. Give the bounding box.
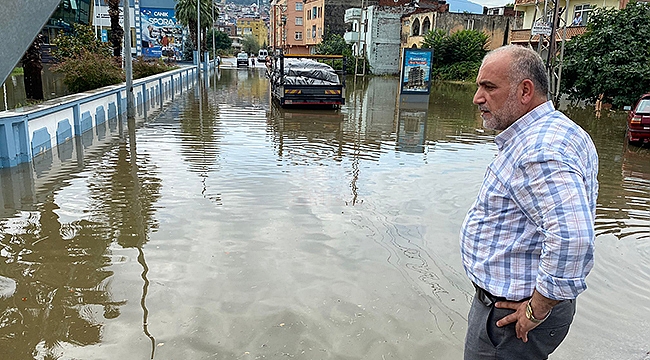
[0,65,210,169]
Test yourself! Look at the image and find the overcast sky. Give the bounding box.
[469,0,511,9]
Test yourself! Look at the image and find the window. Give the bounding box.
[412,18,420,36]
[296,16,303,25]
[307,10,311,19]
[312,25,316,39]
[572,4,591,26]
[422,17,431,33]
[312,7,317,18]
[295,2,303,11]
[295,31,303,40]
[318,7,322,18]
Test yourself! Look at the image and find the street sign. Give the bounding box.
[531,21,552,36]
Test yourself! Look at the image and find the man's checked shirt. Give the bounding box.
[460,101,599,301]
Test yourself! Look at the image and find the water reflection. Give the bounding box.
[396,104,428,153]
[0,199,120,358]
[0,69,649,359]
[1,67,69,111]
[0,103,163,357]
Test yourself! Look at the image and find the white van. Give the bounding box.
[258,49,269,62]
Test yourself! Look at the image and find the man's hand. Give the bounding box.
[494,290,559,343]
[493,300,540,342]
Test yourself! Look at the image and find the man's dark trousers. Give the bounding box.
[464,292,576,360]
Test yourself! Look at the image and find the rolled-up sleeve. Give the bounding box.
[511,151,595,300]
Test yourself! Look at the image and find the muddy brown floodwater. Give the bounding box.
[0,68,648,359]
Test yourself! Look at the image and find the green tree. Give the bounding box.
[242,34,260,54]
[315,33,363,75]
[51,24,112,61]
[107,0,123,58]
[206,29,233,52]
[561,2,650,108]
[175,0,217,55]
[422,29,488,81]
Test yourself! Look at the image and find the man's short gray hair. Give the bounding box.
[485,45,549,98]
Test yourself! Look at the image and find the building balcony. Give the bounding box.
[345,8,362,23]
[344,31,364,43]
[510,26,586,43]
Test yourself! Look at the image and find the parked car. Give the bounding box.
[626,93,650,144]
[236,52,249,67]
[257,49,268,62]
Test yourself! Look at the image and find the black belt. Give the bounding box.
[473,283,507,307]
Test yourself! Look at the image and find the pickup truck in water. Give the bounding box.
[266,54,345,108]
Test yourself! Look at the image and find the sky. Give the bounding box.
[447,0,511,13]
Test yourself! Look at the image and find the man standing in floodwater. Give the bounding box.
[460,45,599,359]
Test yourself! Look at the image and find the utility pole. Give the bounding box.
[197,0,201,78]
[123,0,135,117]
[527,0,569,105]
[212,0,215,59]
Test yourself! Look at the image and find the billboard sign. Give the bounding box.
[400,48,433,95]
[140,8,183,60]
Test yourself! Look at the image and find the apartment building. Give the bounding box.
[237,17,269,48]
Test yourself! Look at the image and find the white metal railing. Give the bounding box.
[344,8,362,23]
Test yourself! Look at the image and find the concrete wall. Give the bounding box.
[367,7,404,75]
[402,12,523,50]
[0,65,210,168]
[436,13,521,49]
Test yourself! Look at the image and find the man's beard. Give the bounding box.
[480,88,521,131]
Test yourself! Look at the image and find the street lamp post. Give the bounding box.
[123,0,134,117]
[197,0,201,77]
[271,0,276,55]
[212,0,215,60]
[281,15,287,54]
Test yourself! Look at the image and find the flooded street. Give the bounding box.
[0,68,649,359]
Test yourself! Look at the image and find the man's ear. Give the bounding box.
[519,79,535,105]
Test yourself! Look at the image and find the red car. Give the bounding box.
[627,93,650,144]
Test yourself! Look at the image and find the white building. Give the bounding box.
[344,6,405,75]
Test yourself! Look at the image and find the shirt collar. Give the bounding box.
[494,100,555,150]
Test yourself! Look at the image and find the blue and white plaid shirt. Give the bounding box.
[460,101,599,301]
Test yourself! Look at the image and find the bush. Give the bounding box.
[132,56,178,79]
[52,50,124,92]
[433,61,481,82]
[422,29,488,81]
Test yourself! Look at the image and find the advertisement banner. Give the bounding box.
[400,48,433,95]
[140,8,183,60]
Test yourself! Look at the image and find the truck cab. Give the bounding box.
[236,52,249,67]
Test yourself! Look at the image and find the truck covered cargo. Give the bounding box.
[267,54,346,108]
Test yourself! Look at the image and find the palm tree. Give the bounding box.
[175,0,217,56]
[107,0,123,57]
